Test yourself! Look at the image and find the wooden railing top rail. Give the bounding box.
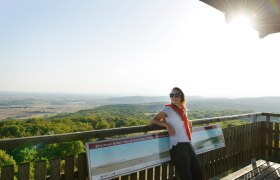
[0,112,277,150]
[192,112,263,125]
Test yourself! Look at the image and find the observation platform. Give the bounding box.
[0,112,279,180]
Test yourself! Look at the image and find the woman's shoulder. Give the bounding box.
[161,105,172,113]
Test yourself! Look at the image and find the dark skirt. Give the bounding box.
[170,142,203,180]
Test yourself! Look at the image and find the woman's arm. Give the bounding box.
[151,112,175,136]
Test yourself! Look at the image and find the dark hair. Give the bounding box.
[172,87,186,107]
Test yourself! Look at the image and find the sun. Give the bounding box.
[228,15,257,39]
[226,15,258,39]
[231,16,252,28]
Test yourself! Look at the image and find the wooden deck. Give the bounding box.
[222,159,280,180]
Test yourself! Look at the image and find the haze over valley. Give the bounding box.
[1,92,280,120]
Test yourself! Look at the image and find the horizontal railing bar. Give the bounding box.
[262,112,280,117]
[0,125,164,150]
[0,112,278,150]
[192,112,263,125]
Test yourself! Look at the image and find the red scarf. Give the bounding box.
[163,104,192,140]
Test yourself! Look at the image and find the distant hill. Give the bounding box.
[0,92,205,106]
[1,92,280,120]
[102,96,205,104]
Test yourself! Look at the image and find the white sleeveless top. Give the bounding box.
[161,106,190,149]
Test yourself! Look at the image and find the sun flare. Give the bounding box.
[225,15,258,41]
[230,15,252,28]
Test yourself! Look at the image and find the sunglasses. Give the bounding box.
[169,93,181,98]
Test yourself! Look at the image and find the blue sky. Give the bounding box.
[1,0,280,97]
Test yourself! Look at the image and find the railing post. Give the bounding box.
[253,115,257,122]
[265,114,270,161]
[35,160,47,180]
[1,165,14,180]
[18,162,30,180]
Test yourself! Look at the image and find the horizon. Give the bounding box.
[1,0,280,97]
[1,90,280,99]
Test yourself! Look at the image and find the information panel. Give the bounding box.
[86,124,225,180]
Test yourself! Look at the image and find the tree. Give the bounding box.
[37,141,85,160]
[95,119,110,129]
[0,150,16,168]
[9,146,37,163]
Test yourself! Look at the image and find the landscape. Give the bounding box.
[1,92,280,177]
[2,92,280,120]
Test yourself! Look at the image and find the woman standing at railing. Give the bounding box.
[151,87,202,180]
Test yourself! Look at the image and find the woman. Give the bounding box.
[151,87,202,180]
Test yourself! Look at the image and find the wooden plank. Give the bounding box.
[265,115,271,161]
[238,125,243,164]
[274,123,279,161]
[254,122,260,158]
[255,163,280,180]
[209,151,213,178]
[254,122,259,158]
[147,167,154,180]
[78,153,87,180]
[212,150,217,177]
[241,161,275,179]
[268,122,273,160]
[35,160,47,180]
[263,166,280,180]
[205,151,210,179]
[236,126,241,166]
[232,126,237,168]
[130,172,137,180]
[202,151,208,180]
[243,124,248,162]
[213,149,219,176]
[65,155,74,180]
[251,123,255,159]
[236,125,241,166]
[241,124,246,162]
[212,154,216,179]
[197,154,202,179]
[260,122,264,156]
[168,162,174,180]
[256,122,261,157]
[1,165,14,180]
[162,162,168,180]
[223,128,229,173]
[154,166,161,180]
[50,157,61,180]
[228,127,233,171]
[211,150,216,177]
[120,175,129,180]
[18,162,30,180]
[261,121,267,158]
[208,151,213,179]
[139,169,146,180]
[249,124,253,160]
[221,159,266,180]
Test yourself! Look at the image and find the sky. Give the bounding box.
[1,0,280,98]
